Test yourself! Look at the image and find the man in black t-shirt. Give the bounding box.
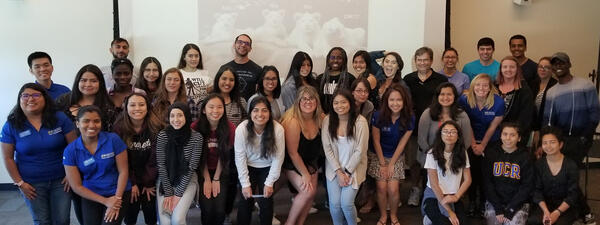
[509,34,538,90]
[218,34,262,100]
[403,47,448,207]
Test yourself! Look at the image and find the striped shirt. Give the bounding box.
[156,130,202,197]
[226,98,248,127]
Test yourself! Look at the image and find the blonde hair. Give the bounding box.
[281,86,324,131]
[466,73,498,109]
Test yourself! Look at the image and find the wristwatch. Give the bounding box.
[13,180,24,187]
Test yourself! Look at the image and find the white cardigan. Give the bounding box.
[321,115,369,189]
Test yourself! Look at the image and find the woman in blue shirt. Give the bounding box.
[63,105,131,225]
[458,73,504,217]
[1,83,77,225]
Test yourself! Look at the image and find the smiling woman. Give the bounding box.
[1,83,77,225]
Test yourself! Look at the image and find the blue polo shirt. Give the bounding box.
[371,111,415,158]
[63,132,131,197]
[458,94,505,142]
[0,111,74,183]
[462,59,500,81]
[35,80,70,100]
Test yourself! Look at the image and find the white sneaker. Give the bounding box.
[308,207,318,214]
[356,217,362,223]
[407,186,421,206]
[584,213,597,225]
[272,216,281,225]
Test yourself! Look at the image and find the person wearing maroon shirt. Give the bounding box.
[192,93,235,225]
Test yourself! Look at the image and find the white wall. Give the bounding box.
[0,0,113,183]
[123,0,445,76]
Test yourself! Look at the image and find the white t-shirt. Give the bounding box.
[337,136,355,169]
[425,151,470,194]
[180,69,212,104]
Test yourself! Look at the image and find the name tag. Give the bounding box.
[484,111,495,116]
[48,127,62,135]
[83,157,95,166]
[100,152,115,159]
[19,130,32,138]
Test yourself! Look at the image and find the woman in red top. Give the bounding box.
[192,93,235,225]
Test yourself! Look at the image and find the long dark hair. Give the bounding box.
[194,93,231,170]
[212,66,246,117]
[430,120,467,175]
[353,50,372,78]
[135,57,163,94]
[177,43,203,69]
[328,89,358,140]
[7,83,57,131]
[257,66,281,98]
[285,51,316,89]
[429,82,463,121]
[320,47,352,93]
[69,64,113,109]
[377,84,413,129]
[245,96,276,159]
[113,93,164,146]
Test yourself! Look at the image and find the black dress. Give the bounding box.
[282,131,323,175]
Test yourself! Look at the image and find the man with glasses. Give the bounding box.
[403,47,448,207]
[27,51,70,100]
[543,52,599,225]
[509,34,538,90]
[218,34,263,100]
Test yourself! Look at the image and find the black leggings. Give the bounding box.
[423,198,468,225]
[199,170,228,225]
[123,189,157,225]
[237,166,274,225]
[81,191,131,225]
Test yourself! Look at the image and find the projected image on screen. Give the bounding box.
[198,0,368,77]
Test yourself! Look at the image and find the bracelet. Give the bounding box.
[213,178,220,181]
[13,180,24,187]
[556,208,564,214]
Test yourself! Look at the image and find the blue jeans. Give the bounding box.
[21,178,71,225]
[326,176,358,225]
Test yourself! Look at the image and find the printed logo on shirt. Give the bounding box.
[100,152,115,159]
[208,141,218,148]
[324,80,338,95]
[18,130,32,138]
[382,126,392,132]
[48,127,62,135]
[83,157,95,166]
[484,111,496,116]
[492,162,520,179]
[131,139,152,151]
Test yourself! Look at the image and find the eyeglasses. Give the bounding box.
[441,130,458,136]
[328,56,343,60]
[236,40,251,47]
[264,77,278,82]
[300,97,316,103]
[537,66,551,71]
[21,93,43,100]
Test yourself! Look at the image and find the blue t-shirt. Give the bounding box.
[458,94,505,142]
[36,81,70,100]
[438,70,471,94]
[63,132,131,197]
[371,111,415,158]
[462,59,500,81]
[0,111,74,183]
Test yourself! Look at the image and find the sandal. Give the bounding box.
[377,218,387,225]
[391,218,401,225]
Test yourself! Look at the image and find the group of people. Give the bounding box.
[1,33,598,225]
